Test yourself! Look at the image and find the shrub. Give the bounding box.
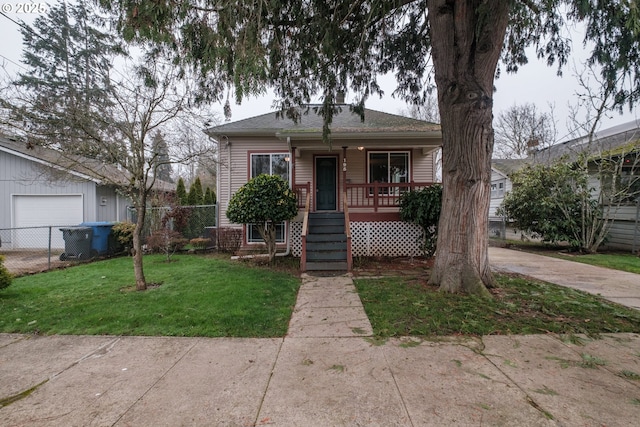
[217,227,243,254]
[226,174,298,263]
[190,237,212,250]
[112,221,135,250]
[0,255,13,290]
[399,184,443,257]
[497,161,601,251]
[146,229,188,261]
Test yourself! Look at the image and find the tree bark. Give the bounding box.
[427,0,510,296]
[133,191,147,291]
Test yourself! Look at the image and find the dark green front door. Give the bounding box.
[316,157,337,210]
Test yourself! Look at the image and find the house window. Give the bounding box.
[247,222,286,243]
[248,152,290,243]
[368,151,410,195]
[601,155,640,205]
[491,180,505,198]
[251,153,289,182]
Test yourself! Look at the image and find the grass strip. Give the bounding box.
[354,273,640,337]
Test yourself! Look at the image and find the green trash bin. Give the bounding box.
[60,227,93,261]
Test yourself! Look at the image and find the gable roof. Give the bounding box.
[491,159,527,177]
[529,120,640,165]
[205,106,441,140]
[0,135,174,192]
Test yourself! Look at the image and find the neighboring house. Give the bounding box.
[491,120,640,252]
[0,135,172,250]
[206,106,441,270]
[489,159,526,218]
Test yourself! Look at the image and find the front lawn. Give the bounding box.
[0,254,301,337]
[354,273,640,338]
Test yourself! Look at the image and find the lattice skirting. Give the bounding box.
[289,221,423,258]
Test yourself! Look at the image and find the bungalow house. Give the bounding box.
[206,106,441,271]
[491,120,640,252]
[0,135,172,250]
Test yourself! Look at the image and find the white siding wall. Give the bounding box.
[489,170,511,217]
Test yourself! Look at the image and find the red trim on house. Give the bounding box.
[350,212,401,222]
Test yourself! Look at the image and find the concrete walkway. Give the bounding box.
[1,250,640,426]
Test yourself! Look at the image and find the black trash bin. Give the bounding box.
[60,227,93,260]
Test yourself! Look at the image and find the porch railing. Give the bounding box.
[343,191,352,271]
[300,189,311,272]
[345,181,434,212]
[294,182,311,209]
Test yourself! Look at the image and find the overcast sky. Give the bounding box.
[1,2,637,143]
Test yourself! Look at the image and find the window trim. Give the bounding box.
[491,180,505,199]
[248,151,290,182]
[366,150,411,196]
[246,222,287,244]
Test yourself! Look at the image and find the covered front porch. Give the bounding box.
[285,139,439,272]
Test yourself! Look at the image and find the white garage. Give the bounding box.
[12,195,84,249]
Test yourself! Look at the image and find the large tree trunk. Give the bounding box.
[427,1,510,296]
[133,193,148,291]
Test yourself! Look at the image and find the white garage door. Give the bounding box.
[12,195,84,249]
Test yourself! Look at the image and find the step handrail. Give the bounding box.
[343,191,353,271]
[300,185,311,272]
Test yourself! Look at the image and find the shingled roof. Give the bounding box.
[530,120,640,165]
[491,158,528,177]
[0,135,174,192]
[206,106,441,139]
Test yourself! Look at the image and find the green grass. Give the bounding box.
[0,254,301,337]
[497,239,640,274]
[354,274,640,337]
[547,253,640,274]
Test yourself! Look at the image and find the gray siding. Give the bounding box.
[1,149,98,228]
[95,185,130,222]
[602,219,639,252]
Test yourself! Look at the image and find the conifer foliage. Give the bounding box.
[100,0,640,294]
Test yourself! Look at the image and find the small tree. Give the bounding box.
[204,187,216,205]
[176,178,188,205]
[226,174,298,263]
[399,185,443,257]
[187,176,204,205]
[497,161,600,251]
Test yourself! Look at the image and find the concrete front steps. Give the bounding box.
[305,212,348,272]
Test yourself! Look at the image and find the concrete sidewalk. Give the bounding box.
[2,251,640,426]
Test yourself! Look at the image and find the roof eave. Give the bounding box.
[0,144,102,184]
[276,130,442,141]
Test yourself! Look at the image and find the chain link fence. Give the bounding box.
[1,205,220,276]
[126,204,218,246]
[0,226,71,276]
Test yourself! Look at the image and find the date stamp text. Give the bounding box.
[1,2,48,14]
